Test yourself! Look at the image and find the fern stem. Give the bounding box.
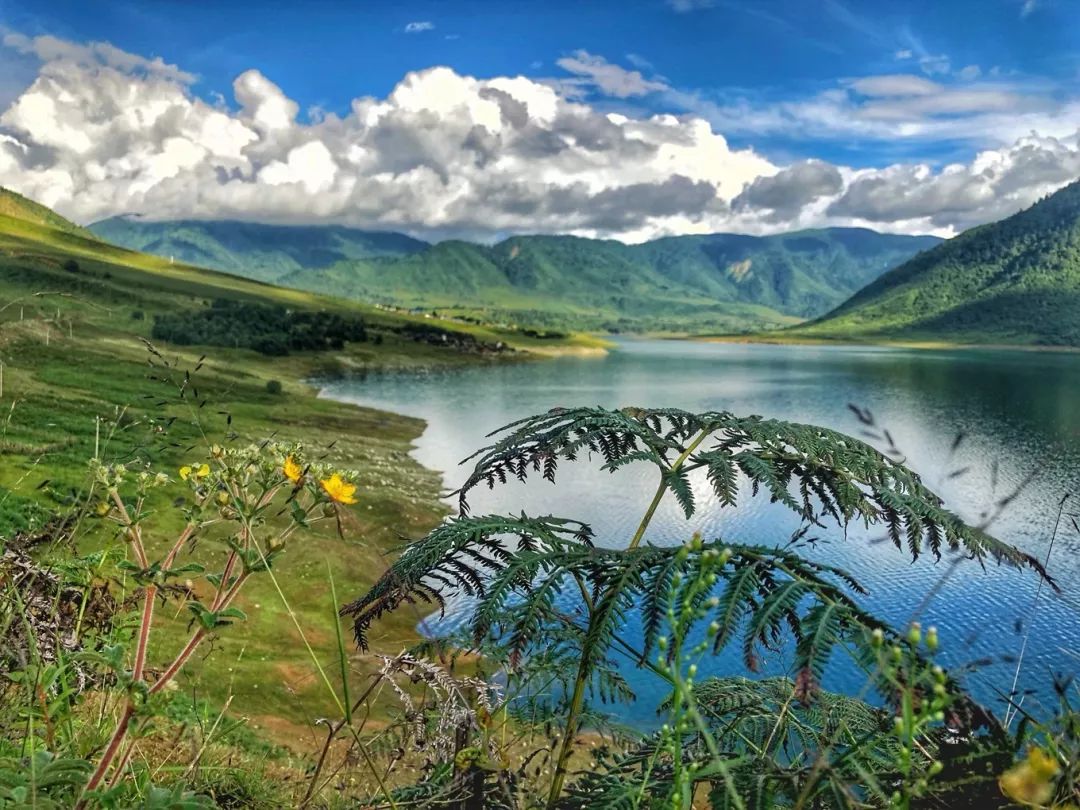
[546,645,591,809]
[628,428,710,550]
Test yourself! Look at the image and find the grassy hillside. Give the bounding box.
[0,186,99,240]
[0,202,601,755]
[787,179,1080,347]
[89,218,940,333]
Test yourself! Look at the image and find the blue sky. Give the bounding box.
[3,0,1075,166]
[0,0,1078,240]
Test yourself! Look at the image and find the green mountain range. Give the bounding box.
[89,216,940,332]
[794,178,1080,347]
[89,216,428,284]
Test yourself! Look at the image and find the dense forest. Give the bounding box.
[151,299,368,355]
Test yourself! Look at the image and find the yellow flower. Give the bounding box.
[179,463,211,481]
[320,473,358,505]
[1000,747,1060,807]
[283,455,304,484]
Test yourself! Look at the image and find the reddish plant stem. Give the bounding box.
[147,630,206,697]
[162,523,196,570]
[81,507,198,801]
[106,739,136,789]
[110,491,147,567]
[149,572,249,696]
[83,483,258,800]
[77,703,134,806]
[132,585,156,682]
[211,550,239,611]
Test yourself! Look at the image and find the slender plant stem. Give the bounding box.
[545,637,592,810]
[77,704,134,805]
[547,429,712,806]
[1003,493,1070,728]
[299,673,388,807]
[79,495,154,804]
[148,630,207,696]
[162,523,196,570]
[132,586,156,682]
[628,429,710,550]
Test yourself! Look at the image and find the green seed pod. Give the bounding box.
[907,622,922,646]
[925,626,938,651]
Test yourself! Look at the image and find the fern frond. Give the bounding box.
[450,407,1053,585]
[339,514,592,648]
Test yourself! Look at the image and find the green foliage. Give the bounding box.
[150,298,367,355]
[799,178,1080,346]
[0,751,92,808]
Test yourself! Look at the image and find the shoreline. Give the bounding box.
[688,332,1080,354]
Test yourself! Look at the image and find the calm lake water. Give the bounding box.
[322,339,1080,727]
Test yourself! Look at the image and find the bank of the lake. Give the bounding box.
[696,330,1080,354]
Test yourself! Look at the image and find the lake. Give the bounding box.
[321,338,1080,727]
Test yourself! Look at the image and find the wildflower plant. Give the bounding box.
[74,443,361,805]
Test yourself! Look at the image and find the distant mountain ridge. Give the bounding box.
[90,217,429,284]
[89,217,940,332]
[796,178,1080,346]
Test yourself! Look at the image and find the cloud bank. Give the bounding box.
[1,34,1079,242]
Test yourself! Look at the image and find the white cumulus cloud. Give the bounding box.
[0,36,774,240]
[1,33,1079,242]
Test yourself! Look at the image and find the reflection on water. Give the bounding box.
[321,339,1080,726]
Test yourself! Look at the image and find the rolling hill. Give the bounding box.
[88,217,941,333]
[90,215,429,284]
[793,178,1080,347]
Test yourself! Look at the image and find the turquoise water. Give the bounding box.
[321,339,1080,726]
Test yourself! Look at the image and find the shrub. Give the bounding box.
[265,379,282,395]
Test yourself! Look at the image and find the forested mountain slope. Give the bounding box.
[797,179,1080,346]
